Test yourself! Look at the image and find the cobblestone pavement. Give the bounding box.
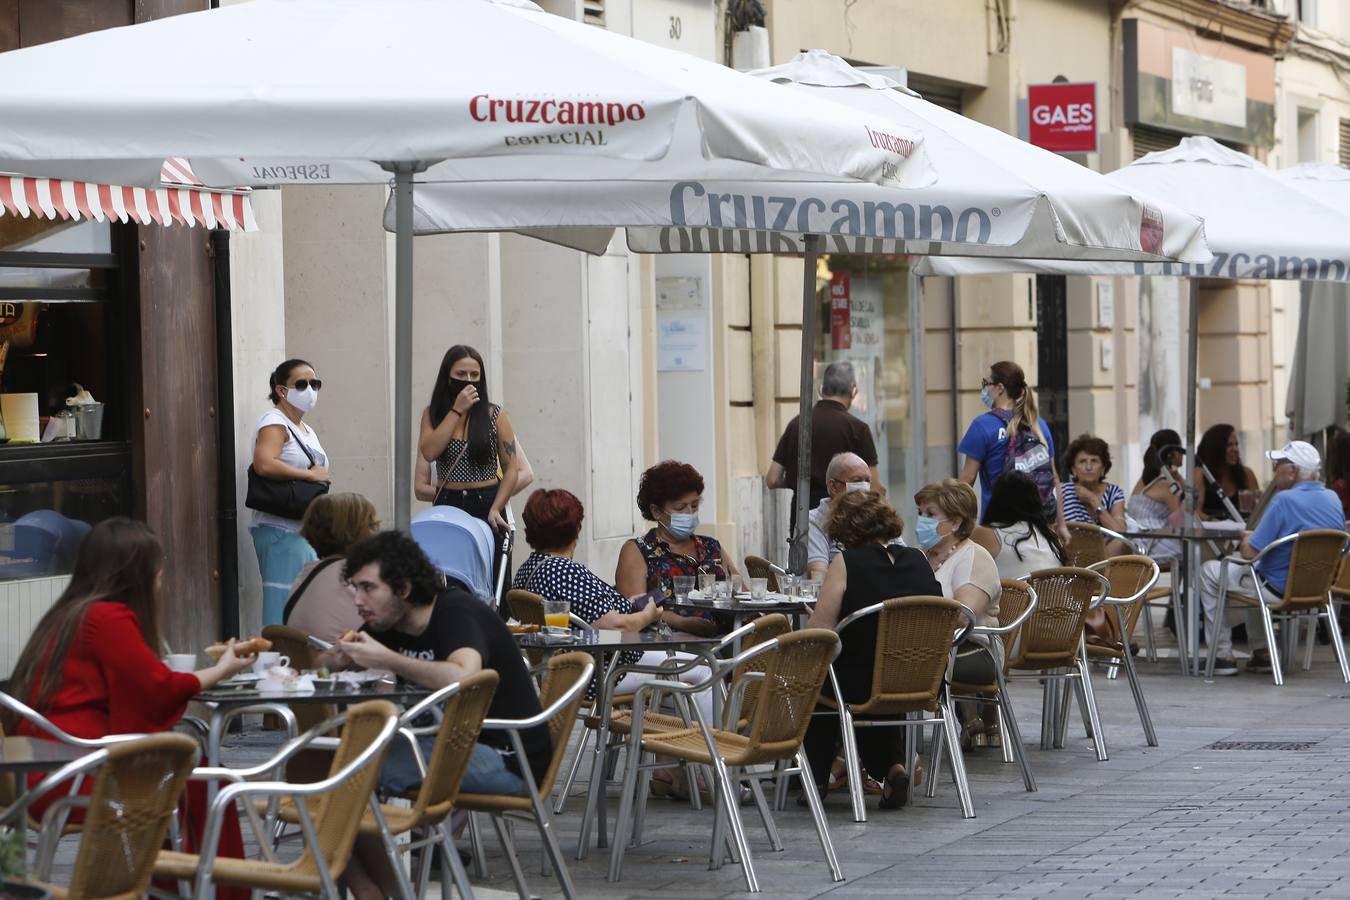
[465,641,1350,899]
[40,630,1350,898]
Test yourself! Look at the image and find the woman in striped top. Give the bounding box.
[1057,434,1127,531]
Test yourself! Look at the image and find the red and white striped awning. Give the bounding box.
[0,158,256,232]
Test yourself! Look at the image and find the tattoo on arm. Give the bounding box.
[501,439,517,460]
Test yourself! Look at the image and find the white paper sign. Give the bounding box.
[1096,280,1115,328]
[1171,48,1247,129]
[657,310,706,371]
[0,392,39,442]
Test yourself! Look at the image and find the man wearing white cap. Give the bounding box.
[1199,440,1345,675]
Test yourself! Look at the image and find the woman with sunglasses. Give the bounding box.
[250,358,331,625]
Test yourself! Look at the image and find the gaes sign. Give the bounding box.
[1028,82,1096,153]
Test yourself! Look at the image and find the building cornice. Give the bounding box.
[1123,0,1295,56]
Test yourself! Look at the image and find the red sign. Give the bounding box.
[829,272,851,351]
[1028,82,1097,153]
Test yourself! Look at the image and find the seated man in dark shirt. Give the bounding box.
[326,530,550,797]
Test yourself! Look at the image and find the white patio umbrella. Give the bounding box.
[1277,163,1350,436]
[401,51,1212,569]
[920,136,1350,500]
[0,0,937,530]
[918,136,1350,677]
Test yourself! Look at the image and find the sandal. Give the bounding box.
[827,756,883,795]
[649,767,691,801]
[878,763,910,810]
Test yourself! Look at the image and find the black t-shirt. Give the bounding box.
[772,399,879,506]
[367,586,551,782]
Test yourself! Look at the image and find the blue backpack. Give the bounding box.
[992,409,1057,517]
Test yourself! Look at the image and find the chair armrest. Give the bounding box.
[0,693,144,748]
[973,589,1040,636]
[397,680,463,726]
[0,748,108,828]
[480,660,595,732]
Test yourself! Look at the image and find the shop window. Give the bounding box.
[813,254,912,496]
[0,219,130,582]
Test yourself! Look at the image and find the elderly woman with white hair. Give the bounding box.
[1198,440,1346,676]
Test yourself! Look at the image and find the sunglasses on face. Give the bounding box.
[289,379,323,391]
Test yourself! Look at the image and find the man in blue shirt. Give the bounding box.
[1199,441,1346,675]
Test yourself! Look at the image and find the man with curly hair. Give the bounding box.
[325,530,550,795]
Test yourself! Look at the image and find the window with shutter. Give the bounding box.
[1339,118,1350,167]
[1131,125,1183,159]
[905,73,964,114]
[584,0,604,27]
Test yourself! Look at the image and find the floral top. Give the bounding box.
[633,528,729,630]
[513,551,641,666]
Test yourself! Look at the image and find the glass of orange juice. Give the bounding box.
[544,599,571,631]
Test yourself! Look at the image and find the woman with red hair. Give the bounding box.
[514,487,714,799]
[615,460,740,637]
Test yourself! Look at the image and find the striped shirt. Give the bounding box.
[1060,480,1125,524]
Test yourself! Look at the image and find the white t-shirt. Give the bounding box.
[933,540,1002,626]
[250,408,328,531]
[991,523,1062,581]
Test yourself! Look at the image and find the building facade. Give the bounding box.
[214,0,1348,632]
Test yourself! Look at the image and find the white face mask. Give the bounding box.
[287,386,319,413]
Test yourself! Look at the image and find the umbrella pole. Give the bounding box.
[391,163,417,530]
[1184,278,1199,525]
[790,235,822,573]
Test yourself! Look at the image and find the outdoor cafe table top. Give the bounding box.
[1122,525,1246,542]
[194,679,431,707]
[668,593,814,617]
[516,629,723,655]
[0,736,90,774]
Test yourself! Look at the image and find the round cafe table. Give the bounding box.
[516,628,723,858]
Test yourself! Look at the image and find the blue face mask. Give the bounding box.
[665,511,699,539]
[915,515,943,549]
[980,385,994,409]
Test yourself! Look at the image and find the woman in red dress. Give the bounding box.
[5,518,255,896]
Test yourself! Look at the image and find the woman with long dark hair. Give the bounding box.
[1194,423,1259,521]
[251,357,330,625]
[982,472,1066,580]
[7,519,255,896]
[418,346,521,590]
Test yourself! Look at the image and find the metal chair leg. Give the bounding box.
[607,724,645,882]
[1327,599,1350,684]
[1077,642,1109,762]
[1143,599,1158,663]
[990,699,1012,764]
[1118,628,1159,746]
[489,814,530,900]
[1205,576,1228,680]
[796,748,845,882]
[925,721,943,799]
[1171,574,1190,675]
[530,787,578,900]
[1261,602,1284,686]
[745,772,783,851]
[1054,676,1072,749]
[554,725,592,814]
[468,812,488,879]
[995,669,1036,792]
[438,821,475,900]
[1039,676,1055,751]
[712,758,759,892]
[938,699,976,818]
[837,705,866,823]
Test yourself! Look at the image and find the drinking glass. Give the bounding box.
[797,580,819,602]
[673,575,696,602]
[698,573,717,596]
[748,577,769,600]
[780,573,799,599]
[1238,489,1257,516]
[544,599,571,630]
[714,579,732,602]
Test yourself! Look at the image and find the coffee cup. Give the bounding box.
[252,652,289,674]
[165,653,197,673]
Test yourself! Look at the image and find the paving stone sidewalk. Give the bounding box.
[40,635,1350,897]
[470,645,1350,899]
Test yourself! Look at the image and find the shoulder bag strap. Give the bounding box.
[432,432,473,502]
[284,424,318,468]
[281,556,342,624]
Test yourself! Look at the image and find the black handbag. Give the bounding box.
[245,424,329,520]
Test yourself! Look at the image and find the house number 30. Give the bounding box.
[669,15,682,39]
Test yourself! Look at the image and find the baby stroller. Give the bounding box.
[410,505,514,608]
